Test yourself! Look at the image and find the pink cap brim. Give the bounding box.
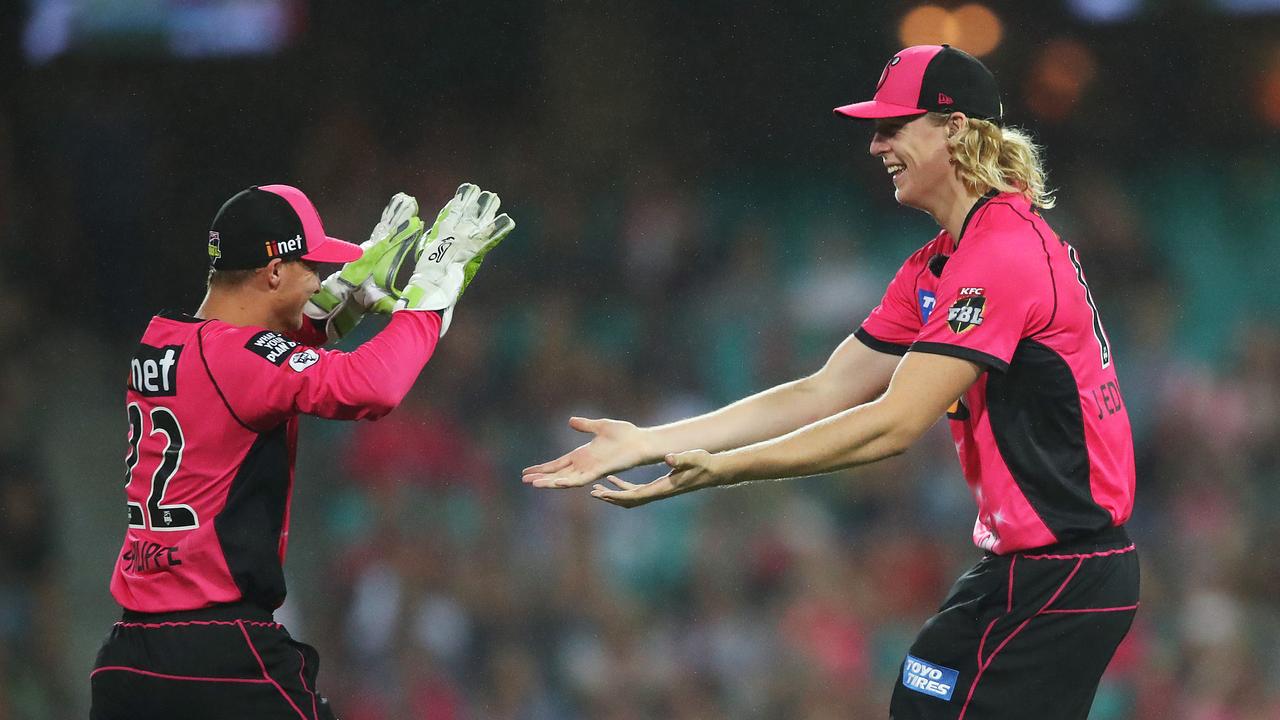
[302,235,363,264]
[833,100,928,119]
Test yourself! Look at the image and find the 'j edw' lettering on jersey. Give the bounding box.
[112,309,442,612]
[856,192,1135,554]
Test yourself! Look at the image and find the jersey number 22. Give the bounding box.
[125,403,199,531]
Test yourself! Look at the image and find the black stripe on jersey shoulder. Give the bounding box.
[855,327,910,356]
[982,201,1060,337]
[196,324,260,434]
[956,190,999,244]
[909,341,1009,373]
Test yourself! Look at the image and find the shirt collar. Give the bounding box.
[956,189,1001,246]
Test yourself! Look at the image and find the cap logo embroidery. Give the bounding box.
[938,93,954,105]
[207,231,221,260]
[876,55,903,92]
[264,234,304,258]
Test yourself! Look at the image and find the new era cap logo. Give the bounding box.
[938,93,954,105]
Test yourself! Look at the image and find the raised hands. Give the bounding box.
[588,450,724,509]
[521,417,655,489]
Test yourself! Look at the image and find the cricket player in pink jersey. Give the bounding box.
[525,45,1137,719]
[91,183,513,719]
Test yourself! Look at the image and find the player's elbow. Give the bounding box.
[877,428,917,459]
[344,383,407,420]
[364,388,406,418]
[872,402,935,458]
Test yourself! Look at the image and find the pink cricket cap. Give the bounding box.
[834,45,1002,122]
[259,184,363,264]
[208,184,363,270]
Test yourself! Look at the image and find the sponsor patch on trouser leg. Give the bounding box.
[902,654,959,701]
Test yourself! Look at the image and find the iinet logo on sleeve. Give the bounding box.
[902,655,959,701]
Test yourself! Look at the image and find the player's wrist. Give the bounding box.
[633,426,666,466]
[704,449,746,487]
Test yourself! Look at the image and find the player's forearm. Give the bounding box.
[643,375,855,457]
[715,399,918,484]
[298,310,442,419]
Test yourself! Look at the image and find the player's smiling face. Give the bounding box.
[869,113,952,211]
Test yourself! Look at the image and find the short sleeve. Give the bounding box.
[858,252,931,355]
[909,234,1050,372]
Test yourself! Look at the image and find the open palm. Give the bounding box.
[522,417,649,488]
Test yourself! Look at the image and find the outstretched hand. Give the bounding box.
[589,449,724,509]
[522,417,651,489]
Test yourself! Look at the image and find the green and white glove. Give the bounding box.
[394,183,515,335]
[304,193,424,341]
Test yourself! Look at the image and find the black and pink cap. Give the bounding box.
[834,45,1002,123]
[207,184,363,270]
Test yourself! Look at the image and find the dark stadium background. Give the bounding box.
[2,1,1278,717]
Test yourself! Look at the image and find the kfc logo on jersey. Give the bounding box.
[129,344,182,397]
[288,348,319,373]
[947,289,986,333]
[245,331,300,366]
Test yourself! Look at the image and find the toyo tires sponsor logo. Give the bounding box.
[902,654,958,700]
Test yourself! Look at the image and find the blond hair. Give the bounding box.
[928,113,1056,209]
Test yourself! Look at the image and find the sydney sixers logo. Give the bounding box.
[876,55,902,92]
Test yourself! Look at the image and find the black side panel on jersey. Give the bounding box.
[986,339,1113,540]
[214,424,290,610]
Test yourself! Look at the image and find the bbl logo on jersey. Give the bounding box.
[947,288,986,333]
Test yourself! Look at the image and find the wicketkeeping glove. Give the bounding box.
[394,183,515,336]
[304,193,424,341]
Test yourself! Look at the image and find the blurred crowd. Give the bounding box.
[3,1,1280,718]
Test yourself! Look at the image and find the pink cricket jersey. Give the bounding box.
[111,310,441,612]
[858,192,1135,554]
